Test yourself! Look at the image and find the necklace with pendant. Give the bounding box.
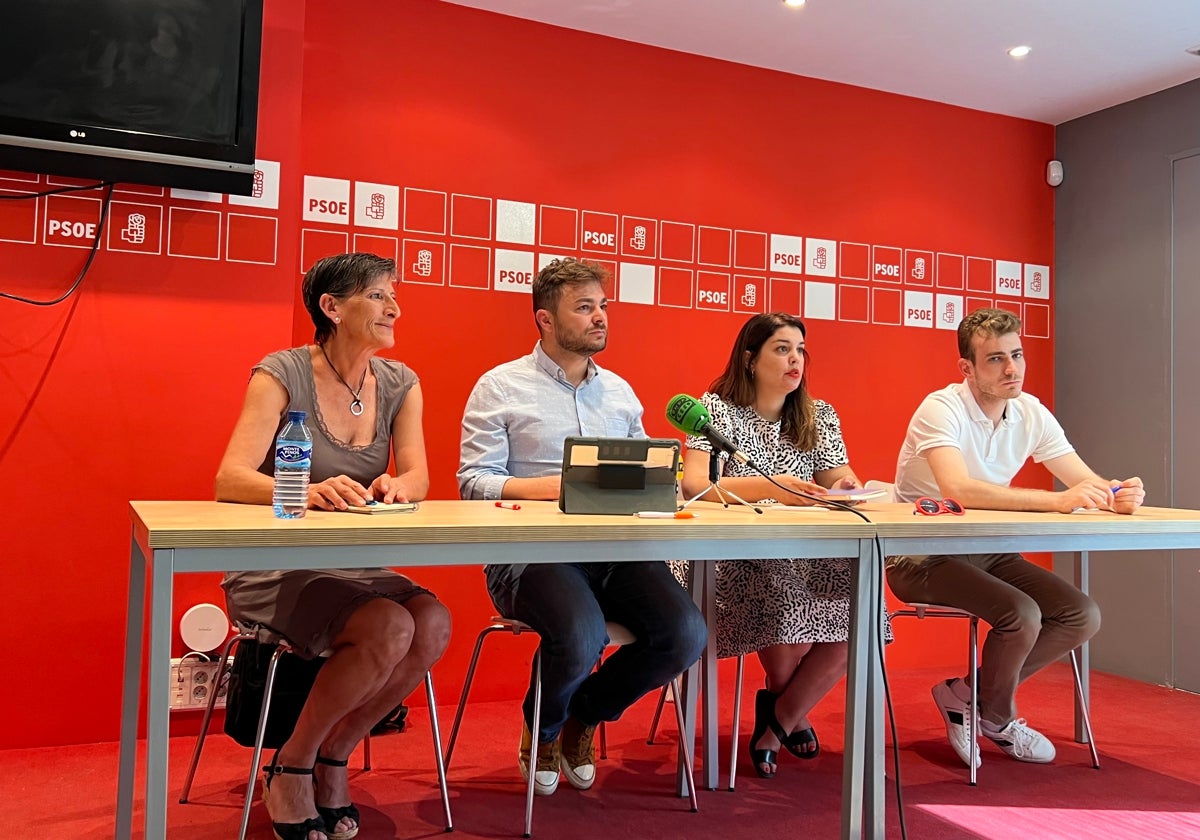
[319,344,367,416]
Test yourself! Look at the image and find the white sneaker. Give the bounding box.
[981,718,1056,763]
[931,679,981,769]
[559,717,597,790]
[519,723,561,795]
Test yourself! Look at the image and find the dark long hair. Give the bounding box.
[708,312,817,450]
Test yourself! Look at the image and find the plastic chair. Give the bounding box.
[863,478,896,501]
[890,602,1100,784]
[180,625,453,838]
[445,617,699,837]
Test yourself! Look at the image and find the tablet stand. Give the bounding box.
[679,450,763,514]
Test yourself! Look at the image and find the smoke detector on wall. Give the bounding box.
[1047,160,1064,187]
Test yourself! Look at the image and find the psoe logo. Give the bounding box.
[912,257,926,281]
[121,213,146,244]
[366,193,386,221]
[812,246,827,271]
[413,249,432,277]
[941,300,957,324]
[630,224,647,251]
[741,283,757,308]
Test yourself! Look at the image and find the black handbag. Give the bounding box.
[223,637,325,749]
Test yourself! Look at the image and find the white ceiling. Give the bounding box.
[443,0,1200,124]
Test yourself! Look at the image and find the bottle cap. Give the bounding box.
[287,410,307,422]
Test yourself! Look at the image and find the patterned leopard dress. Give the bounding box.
[674,392,891,659]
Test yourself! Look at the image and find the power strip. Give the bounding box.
[169,656,233,711]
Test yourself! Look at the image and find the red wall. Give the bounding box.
[0,0,1055,748]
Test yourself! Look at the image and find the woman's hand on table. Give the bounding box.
[308,475,373,510]
[772,475,829,505]
[370,474,411,504]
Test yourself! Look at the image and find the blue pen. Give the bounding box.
[1111,485,1122,495]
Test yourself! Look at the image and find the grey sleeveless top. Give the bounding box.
[220,348,423,636]
[253,347,417,484]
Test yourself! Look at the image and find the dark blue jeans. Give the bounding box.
[487,561,708,743]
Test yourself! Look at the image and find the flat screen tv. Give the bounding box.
[0,0,264,195]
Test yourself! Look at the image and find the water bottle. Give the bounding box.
[273,410,312,519]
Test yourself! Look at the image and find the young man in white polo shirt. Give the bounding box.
[889,308,1145,766]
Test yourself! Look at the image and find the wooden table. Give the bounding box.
[115,500,882,840]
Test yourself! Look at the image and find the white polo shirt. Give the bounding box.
[894,381,1075,503]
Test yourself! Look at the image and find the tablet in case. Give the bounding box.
[559,437,681,515]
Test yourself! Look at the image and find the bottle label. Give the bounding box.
[276,442,312,470]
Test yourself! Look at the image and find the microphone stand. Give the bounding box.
[679,449,763,514]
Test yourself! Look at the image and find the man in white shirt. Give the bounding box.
[889,308,1145,767]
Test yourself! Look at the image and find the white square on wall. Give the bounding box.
[353,182,400,230]
[904,290,934,328]
[769,233,804,275]
[805,238,837,277]
[228,159,281,210]
[996,259,1023,297]
[935,294,963,330]
[1025,264,1050,299]
[494,249,534,294]
[537,253,569,271]
[618,262,655,305]
[302,176,350,224]
[804,281,836,320]
[171,188,223,204]
[496,199,536,245]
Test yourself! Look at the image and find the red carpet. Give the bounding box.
[5,664,1198,839]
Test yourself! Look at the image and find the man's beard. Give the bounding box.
[560,332,606,356]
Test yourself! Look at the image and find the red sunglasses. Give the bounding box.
[913,496,965,516]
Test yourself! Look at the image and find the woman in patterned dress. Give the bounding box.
[680,311,874,779]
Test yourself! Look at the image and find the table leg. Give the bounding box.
[676,561,710,796]
[1073,550,1091,744]
[699,559,718,791]
[144,548,174,839]
[840,538,873,840]
[862,539,885,839]
[115,533,148,840]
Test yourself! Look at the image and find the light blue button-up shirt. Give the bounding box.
[458,341,646,502]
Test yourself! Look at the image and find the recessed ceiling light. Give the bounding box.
[1007,45,1032,58]
[783,0,806,8]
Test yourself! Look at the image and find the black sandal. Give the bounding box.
[783,725,820,759]
[262,752,329,840]
[748,689,789,778]
[315,753,360,840]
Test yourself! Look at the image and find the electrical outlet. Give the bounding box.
[169,657,233,711]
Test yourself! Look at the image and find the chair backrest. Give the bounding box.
[491,615,636,647]
[891,603,975,620]
[605,622,636,647]
[864,479,897,503]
